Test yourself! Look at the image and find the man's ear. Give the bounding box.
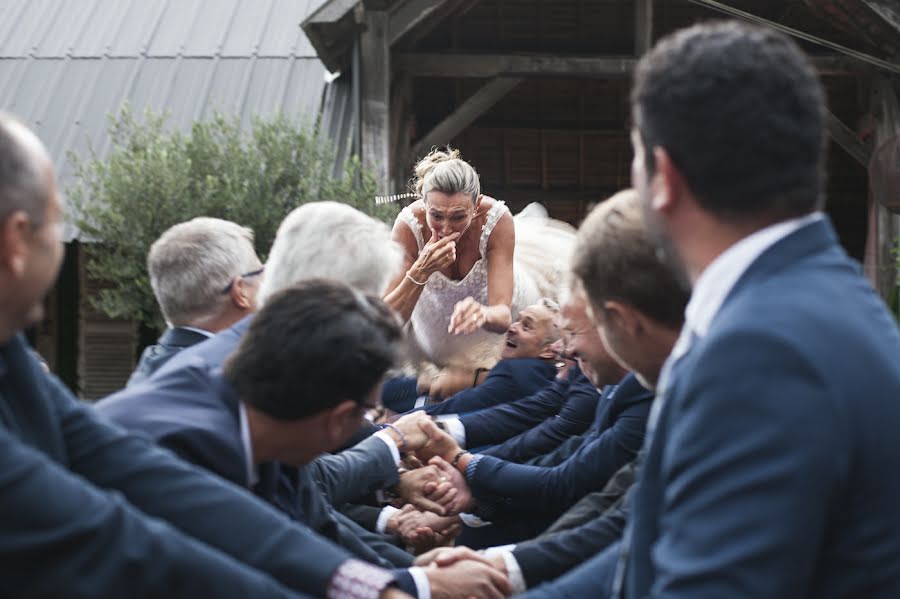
[603,300,641,338]
[0,211,32,278]
[322,399,360,447]
[229,277,255,310]
[538,340,558,360]
[651,147,689,215]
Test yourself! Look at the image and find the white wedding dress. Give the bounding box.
[398,200,576,369]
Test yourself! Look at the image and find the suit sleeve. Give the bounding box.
[461,378,568,448]
[476,376,599,462]
[52,376,352,597]
[469,397,649,515]
[513,497,628,587]
[650,331,847,598]
[424,361,518,416]
[518,540,621,599]
[0,420,308,598]
[309,435,400,505]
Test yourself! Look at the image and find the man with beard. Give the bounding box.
[618,21,900,598]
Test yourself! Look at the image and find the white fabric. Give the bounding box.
[409,567,431,599]
[483,548,527,595]
[376,506,401,534]
[399,201,575,369]
[179,325,215,338]
[441,417,467,448]
[238,403,258,487]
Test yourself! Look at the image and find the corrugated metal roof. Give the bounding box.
[0,0,338,240]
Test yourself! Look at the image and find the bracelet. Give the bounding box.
[380,423,409,455]
[472,367,486,387]
[451,449,470,468]
[405,271,427,286]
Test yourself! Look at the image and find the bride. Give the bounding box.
[383,148,575,370]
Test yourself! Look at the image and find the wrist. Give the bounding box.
[455,452,474,474]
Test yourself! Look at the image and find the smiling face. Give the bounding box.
[424,190,478,240]
[559,292,625,388]
[502,304,556,360]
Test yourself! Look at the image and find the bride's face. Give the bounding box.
[424,191,478,239]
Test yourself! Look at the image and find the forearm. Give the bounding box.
[383,272,428,323]
[480,303,511,334]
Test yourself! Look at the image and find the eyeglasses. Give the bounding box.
[220,267,265,295]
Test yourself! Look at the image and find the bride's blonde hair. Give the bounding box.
[411,147,481,205]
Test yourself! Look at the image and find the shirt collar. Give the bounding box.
[179,325,215,339]
[684,212,823,341]
[238,402,258,487]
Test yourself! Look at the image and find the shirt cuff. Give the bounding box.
[409,566,432,599]
[376,505,401,534]
[372,430,402,466]
[442,417,466,448]
[464,453,483,482]
[327,559,395,599]
[459,512,492,527]
[498,550,527,595]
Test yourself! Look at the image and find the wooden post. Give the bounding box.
[360,9,391,193]
[635,0,653,56]
[870,76,900,302]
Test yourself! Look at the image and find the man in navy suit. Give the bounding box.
[382,299,561,415]
[580,22,900,598]
[128,217,263,386]
[0,115,421,598]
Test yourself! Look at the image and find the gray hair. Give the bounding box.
[148,217,259,326]
[535,297,562,346]
[413,147,481,205]
[0,114,52,226]
[258,201,404,305]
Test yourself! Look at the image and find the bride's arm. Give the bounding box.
[384,219,458,322]
[449,212,514,335]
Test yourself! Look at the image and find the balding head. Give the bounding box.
[0,115,54,226]
[0,115,63,343]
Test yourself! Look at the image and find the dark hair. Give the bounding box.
[224,279,402,420]
[572,189,689,329]
[0,115,47,226]
[632,21,827,222]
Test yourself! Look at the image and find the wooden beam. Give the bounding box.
[868,75,900,300]
[394,52,864,78]
[304,0,358,24]
[862,1,900,34]
[409,77,523,161]
[826,111,871,167]
[360,10,391,192]
[390,0,455,45]
[635,0,653,56]
[403,0,481,48]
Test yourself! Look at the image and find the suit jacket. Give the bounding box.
[467,376,652,531]
[511,460,636,588]
[625,219,900,598]
[98,342,413,570]
[127,326,209,387]
[0,334,341,598]
[422,358,558,416]
[470,366,599,460]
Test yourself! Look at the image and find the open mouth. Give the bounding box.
[505,338,517,349]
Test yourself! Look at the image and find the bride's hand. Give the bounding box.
[448,297,486,335]
[412,230,460,279]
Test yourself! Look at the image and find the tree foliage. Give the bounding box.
[69,106,397,330]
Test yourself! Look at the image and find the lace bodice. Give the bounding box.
[398,201,539,369]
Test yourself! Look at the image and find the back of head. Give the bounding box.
[148,217,259,326]
[224,278,402,420]
[0,114,51,227]
[572,189,689,329]
[632,21,826,222]
[412,147,481,204]
[258,202,403,304]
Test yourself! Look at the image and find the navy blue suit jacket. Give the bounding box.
[468,375,652,525]
[422,358,557,416]
[0,334,341,598]
[470,366,600,460]
[625,219,900,598]
[127,326,209,387]
[99,361,413,569]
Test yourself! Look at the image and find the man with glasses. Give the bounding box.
[128,217,264,386]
